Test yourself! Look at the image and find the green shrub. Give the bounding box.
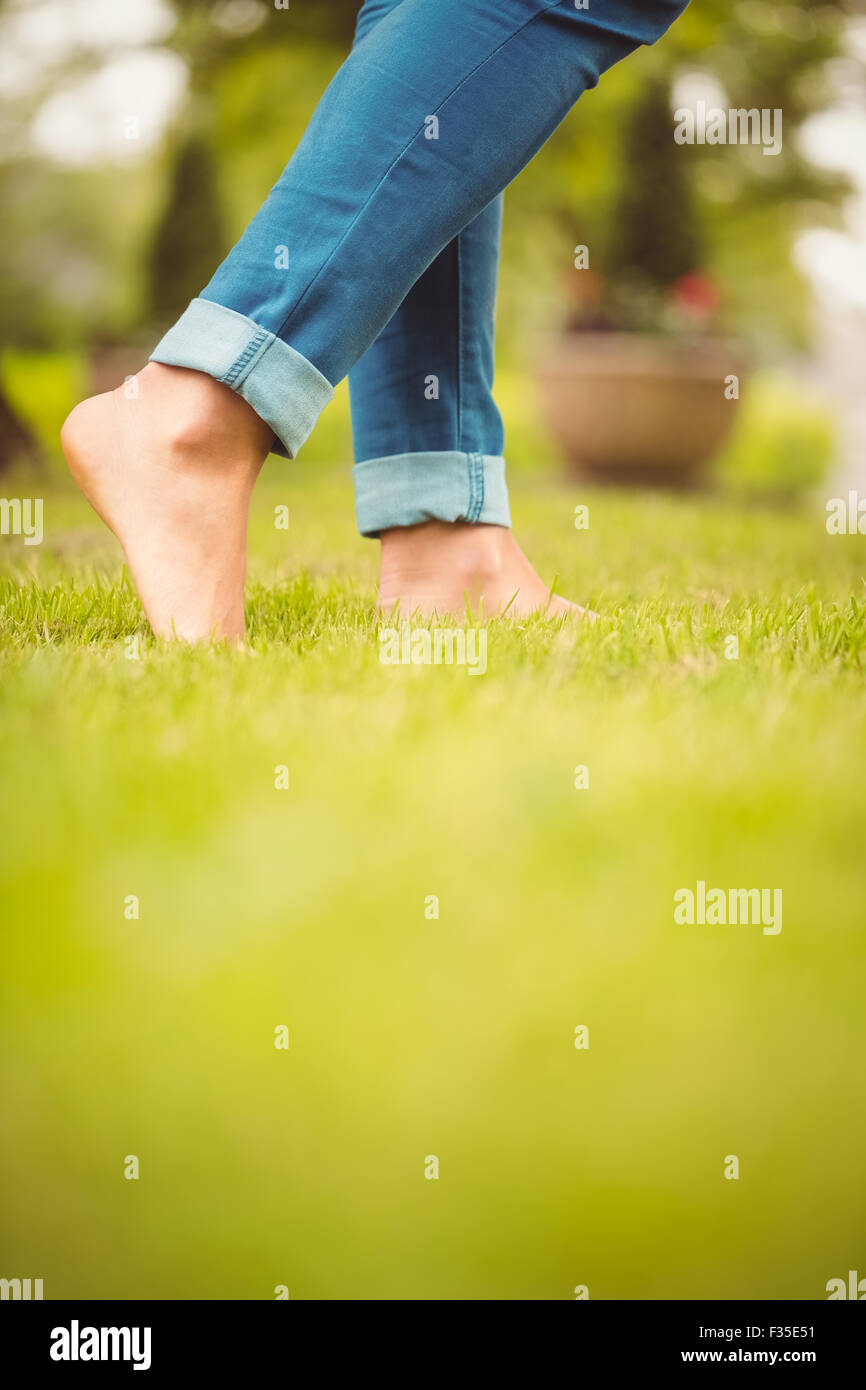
[713,371,835,500]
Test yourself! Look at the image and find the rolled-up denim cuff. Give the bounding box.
[353,451,511,538]
[149,297,334,459]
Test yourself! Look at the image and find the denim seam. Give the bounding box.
[274,1,563,346]
[456,231,464,451]
[466,451,485,522]
[223,328,271,387]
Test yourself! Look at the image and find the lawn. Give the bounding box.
[1,445,864,1300]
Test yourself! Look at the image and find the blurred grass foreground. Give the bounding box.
[1,459,865,1299]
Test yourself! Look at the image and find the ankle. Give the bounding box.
[134,363,274,461]
[379,522,512,580]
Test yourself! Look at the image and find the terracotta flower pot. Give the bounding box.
[535,332,743,486]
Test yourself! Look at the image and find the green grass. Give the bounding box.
[1,455,864,1300]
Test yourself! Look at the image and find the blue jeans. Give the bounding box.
[151,0,689,536]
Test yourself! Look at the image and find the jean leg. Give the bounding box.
[150,1,691,464]
[349,193,508,536]
[350,0,509,535]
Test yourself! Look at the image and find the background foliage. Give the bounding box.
[0,0,862,478]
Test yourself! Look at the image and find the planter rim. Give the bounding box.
[536,330,744,368]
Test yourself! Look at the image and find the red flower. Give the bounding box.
[672,273,720,319]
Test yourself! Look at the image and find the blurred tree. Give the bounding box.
[607,75,702,291]
[146,132,225,331]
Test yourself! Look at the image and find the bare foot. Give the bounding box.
[61,363,274,642]
[378,521,597,620]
